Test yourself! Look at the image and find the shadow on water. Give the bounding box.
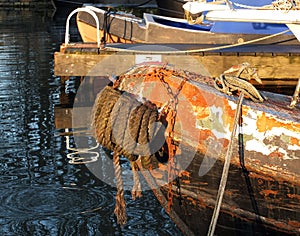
[0,7,182,236]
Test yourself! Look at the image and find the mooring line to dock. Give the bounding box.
[207,91,245,236]
[289,77,300,108]
[104,29,290,54]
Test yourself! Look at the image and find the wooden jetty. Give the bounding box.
[55,43,300,88]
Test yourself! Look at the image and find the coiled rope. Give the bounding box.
[91,85,163,224]
[91,86,162,164]
[91,64,213,225]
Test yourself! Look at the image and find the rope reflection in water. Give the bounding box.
[65,128,99,164]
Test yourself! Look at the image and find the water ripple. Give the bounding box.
[0,185,109,219]
[0,9,183,236]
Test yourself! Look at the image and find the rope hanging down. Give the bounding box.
[91,85,165,224]
[113,151,127,225]
[91,64,194,224]
[207,91,245,236]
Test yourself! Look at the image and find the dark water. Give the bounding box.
[0,8,182,236]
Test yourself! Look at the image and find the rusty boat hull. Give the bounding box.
[54,39,300,234]
[146,151,300,235]
[112,63,300,235]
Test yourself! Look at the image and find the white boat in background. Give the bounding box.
[183,0,300,41]
[70,3,299,46]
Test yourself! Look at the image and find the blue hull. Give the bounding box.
[156,0,292,35]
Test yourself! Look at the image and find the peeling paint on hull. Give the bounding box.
[117,63,300,235]
[118,64,300,183]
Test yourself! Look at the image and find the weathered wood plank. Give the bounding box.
[54,51,300,83]
[194,54,300,79]
[54,52,136,76]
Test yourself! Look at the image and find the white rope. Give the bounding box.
[289,77,300,108]
[104,29,291,55]
[233,3,272,9]
[207,91,244,236]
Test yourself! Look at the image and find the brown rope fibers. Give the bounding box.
[91,85,163,224]
[91,63,214,225]
[113,151,127,225]
[91,86,161,166]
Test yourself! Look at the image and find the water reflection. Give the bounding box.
[0,8,182,236]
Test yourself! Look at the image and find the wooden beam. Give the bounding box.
[194,54,300,79]
[54,49,300,84]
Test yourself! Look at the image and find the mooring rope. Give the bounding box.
[91,85,164,224]
[289,77,300,108]
[207,91,245,236]
[113,151,127,225]
[104,29,291,54]
[131,159,142,200]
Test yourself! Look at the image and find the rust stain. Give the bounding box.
[119,65,300,188]
[287,193,300,201]
[256,112,300,133]
[186,196,198,206]
[260,189,278,197]
[179,170,190,178]
[143,81,170,106]
[181,179,191,184]
[288,220,300,228]
[181,82,209,107]
[174,80,211,120]
[273,221,291,230]
[199,129,214,140]
[222,99,237,132]
[157,74,211,120]
[174,146,182,155]
[192,105,210,120]
[225,190,234,197]
[196,129,217,152]
[126,81,136,90]
[196,195,207,209]
[268,151,284,159]
[290,137,300,146]
[142,74,209,138]
[219,138,229,148]
[249,172,275,182]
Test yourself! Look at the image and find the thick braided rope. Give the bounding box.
[113,151,127,225]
